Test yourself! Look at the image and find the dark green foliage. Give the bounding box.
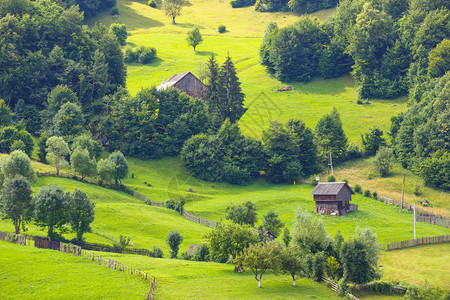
[403,283,449,300]
[181,120,264,184]
[230,0,256,8]
[315,107,348,164]
[33,184,69,239]
[312,252,326,282]
[291,209,332,254]
[260,210,284,237]
[0,175,33,234]
[59,0,117,17]
[110,23,127,46]
[72,133,102,160]
[0,99,12,126]
[353,184,362,194]
[53,102,85,137]
[225,201,258,227]
[193,243,210,262]
[0,126,34,157]
[111,7,119,15]
[363,189,371,197]
[372,191,378,199]
[70,148,97,180]
[97,159,116,185]
[186,26,203,51]
[113,235,131,249]
[282,227,291,247]
[428,39,450,78]
[107,151,129,182]
[374,147,395,177]
[66,189,95,241]
[151,246,164,258]
[166,230,183,258]
[361,127,386,156]
[420,150,449,190]
[263,119,318,183]
[288,0,338,14]
[327,174,336,182]
[0,150,37,184]
[259,22,278,73]
[255,0,288,12]
[148,0,157,8]
[218,24,226,33]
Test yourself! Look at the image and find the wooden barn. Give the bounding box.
[157,72,206,99]
[310,182,355,216]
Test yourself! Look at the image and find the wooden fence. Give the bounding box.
[380,235,450,251]
[34,237,61,250]
[376,196,450,229]
[322,277,359,300]
[182,209,217,228]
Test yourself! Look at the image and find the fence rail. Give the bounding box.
[322,277,359,300]
[380,235,450,251]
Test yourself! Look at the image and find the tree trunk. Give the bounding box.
[292,275,296,287]
[14,219,20,234]
[258,279,261,288]
[194,46,196,51]
[172,16,176,24]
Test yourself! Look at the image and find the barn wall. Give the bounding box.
[336,187,352,201]
[314,195,337,201]
[174,74,205,98]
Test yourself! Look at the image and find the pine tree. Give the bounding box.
[315,107,348,163]
[218,55,246,123]
[205,54,223,130]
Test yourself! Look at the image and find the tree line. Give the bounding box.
[260,0,449,99]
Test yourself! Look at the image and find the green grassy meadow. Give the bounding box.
[379,243,450,289]
[94,251,341,299]
[87,0,407,143]
[0,241,150,299]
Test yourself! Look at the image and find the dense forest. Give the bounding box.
[0,0,448,190]
[260,0,449,99]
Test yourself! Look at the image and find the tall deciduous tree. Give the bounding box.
[361,127,386,156]
[70,148,97,180]
[33,184,69,238]
[0,150,37,184]
[66,189,95,241]
[37,132,48,163]
[225,201,258,227]
[315,107,348,164]
[0,175,33,234]
[46,136,71,176]
[260,209,284,237]
[373,147,395,177]
[187,26,203,51]
[280,246,305,287]
[97,159,116,185]
[53,102,85,137]
[163,0,183,24]
[166,230,183,258]
[236,241,283,287]
[107,151,129,184]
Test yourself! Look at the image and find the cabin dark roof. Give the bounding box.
[310,182,354,196]
[157,72,191,90]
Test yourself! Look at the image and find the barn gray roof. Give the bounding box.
[187,244,198,256]
[310,182,354,195]
[157,72,191,90]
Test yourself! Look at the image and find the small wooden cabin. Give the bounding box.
[157,72,206,99]
[310,182,354,216]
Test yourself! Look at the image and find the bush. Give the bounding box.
[230,0,256,8]
[148,0,157,8]
[312,252,326,282]
[113,235,131,249]
[218,24,226,33]
[137,46,157,64]
[123,46,138,63]
[373,147,395,177]
[327,174,336,182]
[111,7,119,15]
[342,178,348,184]
[348,280,403,295]
[413,185,421,196]
[353,184,362,194]
[179,252,192,260]
[363,189,371,197]
[151,246,164,258]
[372,191,378,199]
[193,243,210,261]
[165,199,176,210]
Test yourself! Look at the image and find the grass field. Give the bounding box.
[0,241,150,299]
[94,251,341,299]
[123,156,450,245]
[330,157,450,217]
[87,0,407,144]
[379,243,450,289]
[0,176,209,253]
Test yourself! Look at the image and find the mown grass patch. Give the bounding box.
[379,243,450,289]
[0,241,150,299]
[93,252,341,299]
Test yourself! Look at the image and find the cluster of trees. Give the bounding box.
[58,0,116,17]
[202,209,380,288]
[0,0,126,135]
[0,151,95,240]
[123,46,157,64]
[238,0,337,13]
[260,0,449,99]
[182,106,351,185]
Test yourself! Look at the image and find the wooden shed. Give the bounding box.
[310,182,354,216]
[157,72,206,99]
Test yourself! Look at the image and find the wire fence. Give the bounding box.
[379,235,450,251]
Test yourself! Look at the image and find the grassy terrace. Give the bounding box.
[0,241,150,299]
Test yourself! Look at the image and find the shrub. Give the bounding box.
[363,189,371,197]
[218,24,226,33]
[230,0,256,8]
[148,0,157,8]
[111,7,119,15]
[151,246,164,258]
[413,185,421,196]
[356,99,363,104]
[166,230,183,259]
[327,174,336,182]
[353,184,362,194]
[312,252,326,282]
[110,23,127,45]
[193,243,210,261]
[179,251,192,260]
[342,178,348,184]
[373,147,395,177]
[123,46,138,63]
[372,191,378,199]
[137,46,157,64]
[165,199,176,210]
[113,235,131,249]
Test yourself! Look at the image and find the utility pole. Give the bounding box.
[414,203,416,240]
[401,174,405,209]
[327,150,334,176]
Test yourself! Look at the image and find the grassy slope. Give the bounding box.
[87,0,407,144]
[0,241,150,300]
[379,243,450,289]
[123,157,450,245]
[0,176,209,253]
[329,158,450,217]
[94,252,340,300]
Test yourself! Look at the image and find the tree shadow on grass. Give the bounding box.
[194,50,214,56]
[175,22,205,29]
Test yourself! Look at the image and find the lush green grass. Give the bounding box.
[94,252,340,299]
[123,157,450,245]
[329,157,450,217]
[88,0,407,144]
[0,176,209,253]
[379,243,450,289]
[0,241,150,299]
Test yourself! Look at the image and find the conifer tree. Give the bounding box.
[315,107,348,163]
